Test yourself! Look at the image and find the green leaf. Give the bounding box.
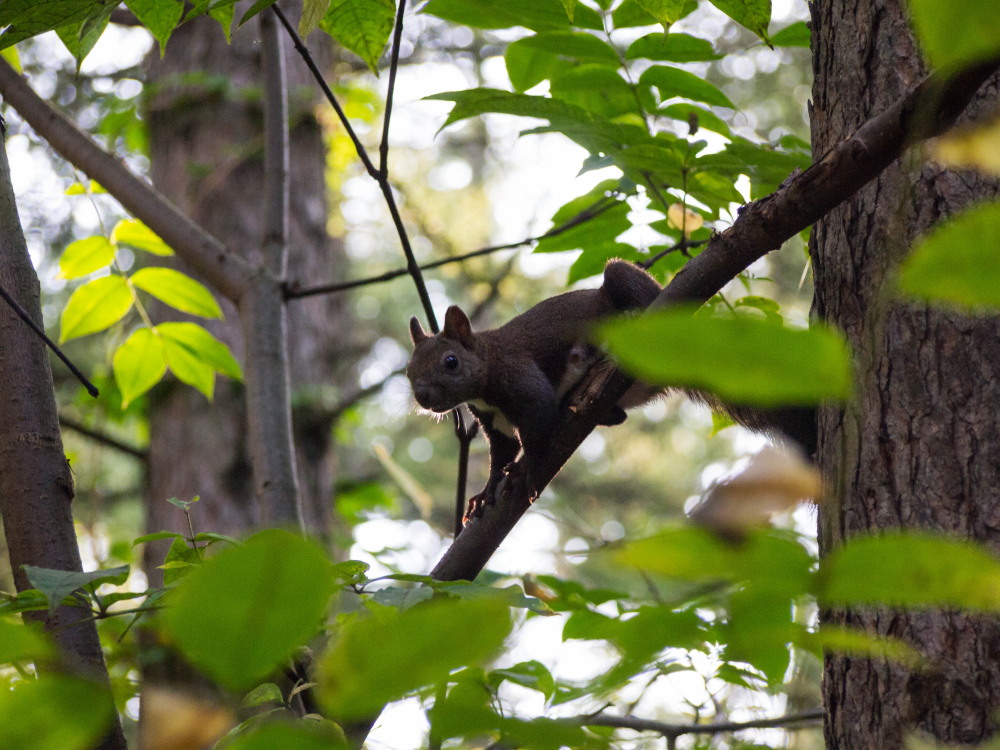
[635,0,687,29]
[55,5,114,67]
[625,32,720,62]
[318,597,512,719]
[60,274,133,342]
[612,527,814,598]
[241,683,285,708]
[898,202,1000,311]
[771,20,809,48]
[164,530,338,691]
[238,0,279,26]
[331,559,370,584]
[661,103,733,137]
[156,322,243,380]
[707,0,771,44]
[427,88,594,131]
[23,564,129,615]
[124,0,184,53]
[130,267,223,318]
[160,536,201,586]
[600,308,853,406]
[535,200,632,254]
[0,618,53,665]
[505,32,618,92]
[319,0,395,75]
[799,625,921,666]
[113,327,167,408]
[422,0,602,32]
[0,0,117,50]
[111,218,174,256]
[490,661,556,700]
[161,332,216,399]
[820,532,1000,610]
[551,65,640,119]
[909,0,1000,69]
[300,0,331,38]
[224,721,349,750]
[639,64,735,108]
[59,236,115,280]
[431,698,602,747]
[0,675,114,750]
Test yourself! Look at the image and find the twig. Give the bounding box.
[58,415,147,461]
[575,708,824,739]
[284,194,622,299]
[273,1,438,331]
[0,282,99,397]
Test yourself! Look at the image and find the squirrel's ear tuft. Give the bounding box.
[443,306,475,346]
[409,316,429,345]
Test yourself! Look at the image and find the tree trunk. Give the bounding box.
[141,8,349,562]
[0,128,126,750]
[811,0,1000,746]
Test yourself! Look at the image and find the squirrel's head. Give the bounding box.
[406,306,486,413]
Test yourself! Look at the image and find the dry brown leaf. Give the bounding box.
[688,445,821,539]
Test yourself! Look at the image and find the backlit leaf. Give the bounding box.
[909,0,1000,69]
[157,322,243,380]
[707,0,771,44]
[821,532,1000,610]
[164,530,338,691]
[111,218,173,256]
[0,675,114,750]
[59,236,115,279]
[422,0,602,32]
[319,0,395,75]
[124,0,184,53]
[639,64,735,108]
[319,597,511,719]
[60,275,133,342]
[625,32,720,62]
[130,267,223,318]
[600,308,853,406]
[113,327,167,407]
[898,202,1000,311]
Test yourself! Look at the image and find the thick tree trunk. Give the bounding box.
[141,9,349,559]
[0,130,126,750]
[811,0,1000,746]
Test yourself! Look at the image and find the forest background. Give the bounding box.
[1,0,999,748]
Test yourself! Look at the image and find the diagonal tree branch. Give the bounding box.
[575,707,824,739]
[430,58,1000,582]
[0,59,255,303]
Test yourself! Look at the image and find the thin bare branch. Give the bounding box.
[285,193,622,299]
[274,2,437,331]
[0,281,98,397]
[575,708,824,739]
[58,415,147,461]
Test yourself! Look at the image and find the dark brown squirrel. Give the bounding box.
[407,259,662,520]
[406,260,818,522]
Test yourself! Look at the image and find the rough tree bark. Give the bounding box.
[811,0,1000,746]
[0,129,126,749]
[141,8,350,557]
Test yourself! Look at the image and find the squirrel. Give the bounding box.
[406,259,817,522]
[407,259,662,521]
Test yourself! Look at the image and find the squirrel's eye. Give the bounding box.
[444,354,459,370]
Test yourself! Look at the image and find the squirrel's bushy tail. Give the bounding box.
[603,259,661,310]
